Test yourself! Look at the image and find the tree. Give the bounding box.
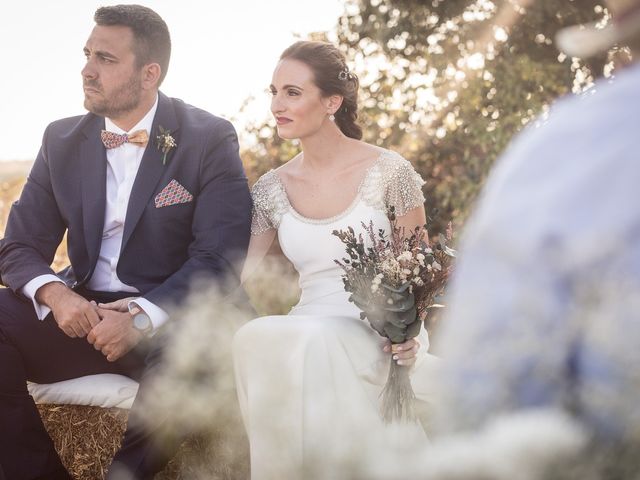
[334,0,611,231]
[242,1,616,233]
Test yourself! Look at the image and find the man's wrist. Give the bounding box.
[128,304,153,335]
[35,281,70,309]
[128,298,168,333]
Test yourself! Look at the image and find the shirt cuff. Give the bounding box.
[21,275,65,320]
[128,297,169,333]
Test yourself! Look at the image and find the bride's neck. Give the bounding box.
[299,125,351,170]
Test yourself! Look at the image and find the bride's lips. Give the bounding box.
[276,116,292,125]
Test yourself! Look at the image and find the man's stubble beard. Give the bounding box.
[84,74,143,119]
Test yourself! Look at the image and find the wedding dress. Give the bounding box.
[233,150,438,479]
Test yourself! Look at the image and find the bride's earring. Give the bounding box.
[329,113,336,121]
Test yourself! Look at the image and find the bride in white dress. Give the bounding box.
[233,41,438,479]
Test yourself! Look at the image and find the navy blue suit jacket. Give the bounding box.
[0,92,252,309]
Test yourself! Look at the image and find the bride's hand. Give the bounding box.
[383,338,420,366]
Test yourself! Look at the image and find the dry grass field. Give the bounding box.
[0,162,70,271]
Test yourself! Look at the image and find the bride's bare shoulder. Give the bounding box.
[342,140,388,167]
[273,152,303,180]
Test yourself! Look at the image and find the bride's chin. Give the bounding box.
[275,128,298,140]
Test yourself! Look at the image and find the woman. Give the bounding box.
[233,41,437,479]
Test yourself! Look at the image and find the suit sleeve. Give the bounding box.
[0,126,67,293]
[143,120,252,308]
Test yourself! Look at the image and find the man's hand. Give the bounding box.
[98,297,137,313]
[87,308,143,362]
[35,282,101,338]
[383,337,421,367]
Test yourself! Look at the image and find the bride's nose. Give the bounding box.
[271,94,285,114]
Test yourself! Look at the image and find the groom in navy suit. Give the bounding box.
[0,5,251,479]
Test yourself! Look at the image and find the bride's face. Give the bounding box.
[270,58,333,140]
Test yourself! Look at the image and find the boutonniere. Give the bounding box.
[156,126,177,165]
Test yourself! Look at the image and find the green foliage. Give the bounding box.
[242,0,611,233]
[335,0,610,231]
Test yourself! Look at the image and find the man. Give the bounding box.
[0,5,251,479]
[435,0,640,444]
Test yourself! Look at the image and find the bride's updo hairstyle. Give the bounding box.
[280,41,363,140]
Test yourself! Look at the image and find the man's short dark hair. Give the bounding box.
[94,4,171,85]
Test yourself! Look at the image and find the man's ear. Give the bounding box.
[141,63,162,90]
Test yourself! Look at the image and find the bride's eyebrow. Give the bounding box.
[271,84,304,91]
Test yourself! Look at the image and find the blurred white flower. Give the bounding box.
[358,409,588,480]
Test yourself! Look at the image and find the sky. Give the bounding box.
[0,0,344,161]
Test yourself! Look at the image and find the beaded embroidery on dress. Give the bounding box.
[234,149,438,479]
[250,149,425,234]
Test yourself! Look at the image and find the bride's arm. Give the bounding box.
[240,230,277,284]
[380,154,429,365]
[396,205,428,242]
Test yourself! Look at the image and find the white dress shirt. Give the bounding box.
[22,95,168,332]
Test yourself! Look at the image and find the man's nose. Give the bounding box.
[81,58,97,80]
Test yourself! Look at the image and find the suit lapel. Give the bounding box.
[122,93,179,249]
[80,115,107,280]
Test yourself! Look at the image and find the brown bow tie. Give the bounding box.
[101,129,149,149]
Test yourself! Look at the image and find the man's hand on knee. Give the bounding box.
[35,282,100,338]
[87,309,143,362]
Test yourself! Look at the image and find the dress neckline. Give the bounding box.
[271,150,387,225]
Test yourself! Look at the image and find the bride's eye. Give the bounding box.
[287,89,300,96]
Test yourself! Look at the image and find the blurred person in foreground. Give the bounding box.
[234,40,439,479]
[0,4,251,479]
[435,0,640,450]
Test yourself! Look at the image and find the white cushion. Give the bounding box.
[28,374,139,409]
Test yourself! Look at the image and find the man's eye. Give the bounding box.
[287,89,300,96]
[100,56,114,64]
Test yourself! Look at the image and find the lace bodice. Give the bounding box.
[250,149,426,235]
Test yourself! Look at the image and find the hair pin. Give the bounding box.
[338,67,352,81]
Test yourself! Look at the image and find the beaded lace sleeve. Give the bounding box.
[380,153,426,216]
[250,170,288,235]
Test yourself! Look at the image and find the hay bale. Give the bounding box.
[37,404,250,480]
[37,404,128,480]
